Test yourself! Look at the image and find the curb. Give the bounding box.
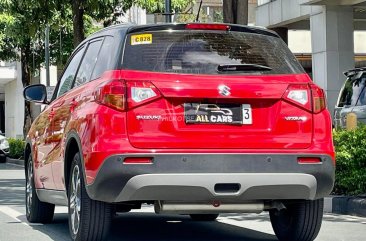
[6,157,24,167]
[324,196,366,217]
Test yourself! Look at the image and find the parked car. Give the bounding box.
[334,67,366,129]
[0,133,9,163]
[23,23,335,241]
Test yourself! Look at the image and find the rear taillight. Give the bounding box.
[310,84,326,113]
[283,84,326,113]
[283,84,311,112]
[186,23,230,31]
[127,81,161,108]
[95,79,126,111]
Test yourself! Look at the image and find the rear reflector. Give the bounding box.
[123,157,153,164]
[298,157,322,164]
[186,23,230,31]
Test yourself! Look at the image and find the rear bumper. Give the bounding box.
[85,153,335,203]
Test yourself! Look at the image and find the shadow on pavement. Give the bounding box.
[323,213,366,224]
[15,212,277,241]
[220,213,270,222]
[109,212,277,241]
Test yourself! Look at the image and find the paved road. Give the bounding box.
[0,162,365,241]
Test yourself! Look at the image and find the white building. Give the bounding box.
[256,0,366,115]
[0,61,24,139]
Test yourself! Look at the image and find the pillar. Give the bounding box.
[310,6,354,116]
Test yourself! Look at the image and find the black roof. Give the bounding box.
[83,22,279,44]
[126,23,279,38]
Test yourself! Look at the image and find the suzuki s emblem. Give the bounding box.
[218,85,231,96]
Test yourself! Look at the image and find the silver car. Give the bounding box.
[334,67,366,128]
[0,133,9,163]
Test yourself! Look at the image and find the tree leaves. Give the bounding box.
[134,0,194,14]
[333,125,366,195]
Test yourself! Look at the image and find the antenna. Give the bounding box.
[195,0,203,22]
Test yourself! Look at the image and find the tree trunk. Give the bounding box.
[223,0,248,25]
[20,41,33,138]
[223,0,234,23]
[236,0,248,25]
[72,0,85,47]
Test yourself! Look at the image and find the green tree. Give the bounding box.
[135,0,194,14]
[70,0,135,47]
[69,0,195,47]
[0,0,74,135]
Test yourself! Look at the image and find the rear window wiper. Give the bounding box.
[217,64,272,72]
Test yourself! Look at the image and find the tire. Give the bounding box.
[68,152,112,241]
[0,155,6,163]
[189,214,219,221]
[25,155,55,223]
[270,199,324,241]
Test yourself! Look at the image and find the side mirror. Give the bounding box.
[23,84,48,104]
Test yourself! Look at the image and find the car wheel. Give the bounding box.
[68,152,112,241]
[25,155,55,223]
[189,214,219,221]
[269,199,324,241]
[0,155,6,163]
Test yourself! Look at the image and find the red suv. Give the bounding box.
[23,23,335,241]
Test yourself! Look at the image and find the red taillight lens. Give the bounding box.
[186,23,230,31]
[123,157,153,164]
[310,84,326,113]
[298,157,322,164]
[95,79,126,111]
[283,84,327,114]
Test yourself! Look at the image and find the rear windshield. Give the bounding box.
[122,30,304,75]
[337,74,366,107]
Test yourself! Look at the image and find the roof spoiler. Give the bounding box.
[343,67,366,78]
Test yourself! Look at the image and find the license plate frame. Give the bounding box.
[184,103,252,125]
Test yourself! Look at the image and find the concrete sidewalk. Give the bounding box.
[5,157,366,217]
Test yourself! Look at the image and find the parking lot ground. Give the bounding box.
[0,162,365,241]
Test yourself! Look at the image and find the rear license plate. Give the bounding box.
[184,103,252,125]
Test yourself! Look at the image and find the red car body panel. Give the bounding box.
[28,68,334,189]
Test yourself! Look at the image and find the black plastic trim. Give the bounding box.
[86,153,335,203]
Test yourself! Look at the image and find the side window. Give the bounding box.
[57,46,85,97]
[91,36,114,80]
[356,78,366,106]
[338,78,364,107]
[74,39,103,88]
[338,80,353,107]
